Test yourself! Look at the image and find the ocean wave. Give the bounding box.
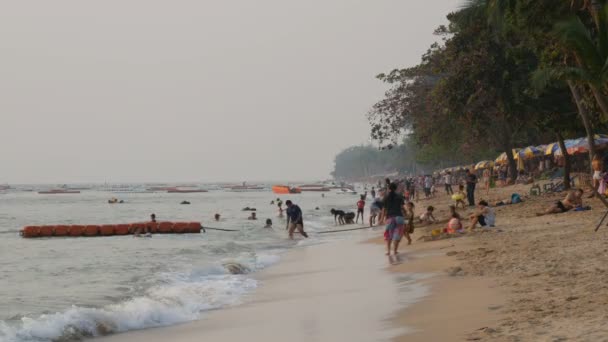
[0,253,281,342]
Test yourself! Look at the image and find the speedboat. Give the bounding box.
[336,188,357,195]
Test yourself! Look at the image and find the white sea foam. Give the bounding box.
[0,253,281,342]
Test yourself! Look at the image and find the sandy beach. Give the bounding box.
[90,182,608,342]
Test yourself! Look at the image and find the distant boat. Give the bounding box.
[167,189,208,193]
[336,188,357,195]
[272,185,301,194]
[147,186,179,191]
[226,185,266,192]
[298,184,331,192]
[38,189,81,194]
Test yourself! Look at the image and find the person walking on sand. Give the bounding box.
[285,200,309,239]
[444,171,453,195]
[382,183,406,255]
[356,195,366,224]
[465,169,477,207]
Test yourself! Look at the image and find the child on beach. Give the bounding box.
[404,202,415,245]
[419,206,437,224]
[446,205,463,234]
[369,197,382,227]
[452,185,466,209]
[356,195,365,224]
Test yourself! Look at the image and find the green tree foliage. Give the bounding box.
[367,0,605,179]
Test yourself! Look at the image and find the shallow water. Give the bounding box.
[0,186,364,342]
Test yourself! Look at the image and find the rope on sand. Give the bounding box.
[317,226,372,234]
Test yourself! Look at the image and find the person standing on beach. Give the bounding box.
[371,186,376,199]
[285,200,309,239]
[356,195,366,224]
[465,169,477,207]
[382,183,406,256]
[482,168,491,197]
[444,171,454,195]
[591,154,603,197]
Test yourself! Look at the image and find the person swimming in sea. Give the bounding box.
[264,219,272,228]
[248,212,257,220]
[214,213,221,221]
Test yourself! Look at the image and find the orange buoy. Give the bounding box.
[130,223,145,234]
[69,225,84,237]
[22,221,203,238]
[84,225,99,236]
[115,224,130,235]
[22,226,40,238]
[39,226,54,237]
[186,222,201,233]
[54,225,70,236]
[172,222,187,234]
[158,222,173,234]
[100,225,115,236]
[145,222,158,234]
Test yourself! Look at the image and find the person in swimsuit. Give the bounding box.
[536,189,584,216]
[356,195,365,224]
[591,154,603,197]
[482,168,491,196]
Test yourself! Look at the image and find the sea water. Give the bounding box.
[0,186,364,342]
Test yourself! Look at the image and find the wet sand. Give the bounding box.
[98,238,407,342]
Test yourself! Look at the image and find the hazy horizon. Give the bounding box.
[0,1,458,184]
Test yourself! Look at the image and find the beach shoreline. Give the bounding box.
[96,234,411,342]
[92,181,608,342]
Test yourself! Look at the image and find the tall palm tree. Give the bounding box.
[553,7,608,121]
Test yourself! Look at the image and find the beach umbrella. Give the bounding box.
[495,149,519,164]
[554,139,582,156]
[518,146,543,160]
[545,143,559,155]
[474,160,495,170]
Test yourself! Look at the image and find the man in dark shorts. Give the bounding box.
[465,169,478,207]
[537,189,584,216]
[285,200,309,239]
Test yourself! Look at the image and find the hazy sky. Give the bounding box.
[0,1,459,184]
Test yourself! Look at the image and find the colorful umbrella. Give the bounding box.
[518,146,543,160]
[495,149,519,164]
[554,139,582,156]
[545,143,560,155]
[475,160,495,170]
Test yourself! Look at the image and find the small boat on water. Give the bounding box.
[336,188,357,195]
[147,186,179,191]
[167,189,208,193]
[38,189,81,194]
[298,184,331,192]
[272,185,301,194]
[226,185,266,192]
